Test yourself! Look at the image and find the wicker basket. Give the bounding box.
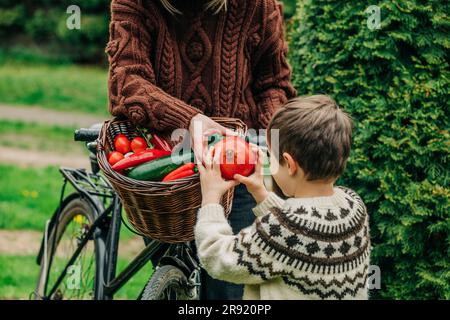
[97,117,247,243]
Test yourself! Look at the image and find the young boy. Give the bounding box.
[195,95,371,300]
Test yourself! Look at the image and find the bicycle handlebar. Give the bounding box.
[74,128,100,142]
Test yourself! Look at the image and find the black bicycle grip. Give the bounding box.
[74,128,100,142]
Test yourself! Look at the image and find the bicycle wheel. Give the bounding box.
[35,194,102,300]
[141,265,190,300]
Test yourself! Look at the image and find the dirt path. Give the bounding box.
[0,230,43,256]
[0,230,145,259]
[0,104,110,168]
[0,104,109,128]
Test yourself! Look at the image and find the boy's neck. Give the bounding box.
[293,180,335,198]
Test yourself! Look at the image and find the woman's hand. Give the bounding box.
[233,148,269,204]
[197,147,239,206]
[189,114,235,163]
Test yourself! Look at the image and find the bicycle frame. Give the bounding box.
[38,166,199,300]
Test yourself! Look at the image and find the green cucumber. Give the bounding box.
[127,133,224,181]
[127,152,193,181]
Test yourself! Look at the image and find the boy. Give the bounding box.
[195,95,371,300]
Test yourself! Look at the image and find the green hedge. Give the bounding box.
[288,0,449,299]
[0,0,112,63]
[0,0,296,64]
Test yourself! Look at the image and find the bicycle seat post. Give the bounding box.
[74,126,101,174]
[87,142,100,174]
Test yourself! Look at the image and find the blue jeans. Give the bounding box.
[200,184,257,300]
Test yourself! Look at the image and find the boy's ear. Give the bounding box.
[282,152,298,176]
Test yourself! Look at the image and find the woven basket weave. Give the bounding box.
[97,117,247,243]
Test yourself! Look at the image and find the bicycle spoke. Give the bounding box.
[45,212,96,300]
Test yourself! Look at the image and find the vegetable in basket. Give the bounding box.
[130,137,148,153]
[112,149,171,171]
[114,134,131,154]
[109,129,173,172]
[162,162,196,182]
[128,133,224,181]
[127,152,193,181]
[108,151,124,166]
[163,169,195,182]
[150,134,172,151]
[135,126,172,152]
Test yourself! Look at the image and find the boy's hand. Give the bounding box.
[197,147,239,206]
[234,148,269,204]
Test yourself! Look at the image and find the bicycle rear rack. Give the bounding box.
[59,167,114,199]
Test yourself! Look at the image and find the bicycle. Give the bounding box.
[33,124,201,300]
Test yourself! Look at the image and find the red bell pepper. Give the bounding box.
[162,162,195,182]
[150,134,172,152]
[112,149,171,171]
[162,169,195,182]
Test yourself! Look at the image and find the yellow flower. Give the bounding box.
[74,215,84,224]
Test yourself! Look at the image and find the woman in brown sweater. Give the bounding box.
[106,0,296,299]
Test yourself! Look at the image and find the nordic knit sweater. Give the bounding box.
[106,0,296,132]
[195,187,371,300]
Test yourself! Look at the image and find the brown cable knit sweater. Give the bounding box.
[106,0,296,132]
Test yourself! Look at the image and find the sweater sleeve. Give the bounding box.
[252,1,296,128]
[252,192,285,217]
[195,204,278,285]
[106,0,202,131]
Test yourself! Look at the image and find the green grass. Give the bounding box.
[0,61,108,116]
[0,120,86,154]
[0,163,151,300]
[0,165,68,230]
[0,164,137,241]
[115,257,154,300]
[0,255,39,299]
[0,255,153,300]
[0,46,74,66]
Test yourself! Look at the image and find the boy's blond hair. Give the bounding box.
[268,95,353,181]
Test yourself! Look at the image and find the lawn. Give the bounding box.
[0,255,153,300]
[0,165,68,230]
[0,61,109,116]
[0,164,137,240]
[0,163,153,300]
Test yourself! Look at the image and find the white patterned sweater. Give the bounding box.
[194,186,371,300]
